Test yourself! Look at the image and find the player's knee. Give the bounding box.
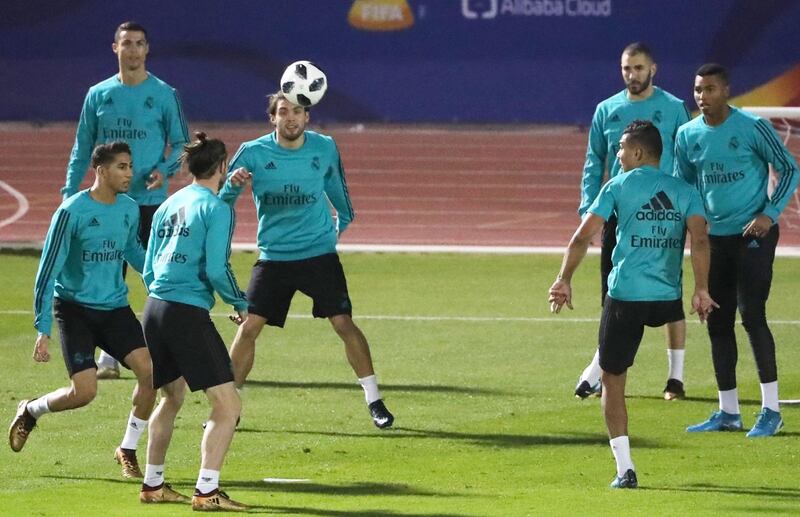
[329,314,356,336]
[739,307,767,331]
[71,384,97,407]
[239,318,264,342]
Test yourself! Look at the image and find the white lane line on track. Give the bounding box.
[0,181,29,229]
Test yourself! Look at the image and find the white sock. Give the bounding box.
[760,381,780,412]
[144,464,165,488]
[718,388,740,414]
[120,412,148,450]
[26,396,51,420]
[581,349,602,386]
[667,349,685,382]
[358,375,382,405]
[609,435,634,477]
[196,468,220,495]
[97,351,119,369]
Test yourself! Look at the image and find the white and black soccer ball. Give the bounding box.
[280,61,327,107]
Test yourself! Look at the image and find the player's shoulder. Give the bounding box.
[596,90,628,111]
[677,114,704,135]
[144,72,177,93]
[729,106,762,127]
[59,190,89,212]
[116,194,139,210]
[304,130,337,148]
[653,87,686,106]
[86,75,121,99]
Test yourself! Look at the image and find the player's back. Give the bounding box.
[145,184,229,309]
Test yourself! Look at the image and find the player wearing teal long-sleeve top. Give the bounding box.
[62,22,189,378]
[221,92,394,430]
[677,64,799,439]
[575,43,692,402]
[10,142,156,482]
[140,133,249,510]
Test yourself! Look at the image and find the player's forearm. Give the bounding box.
[690,233,711,291]
[558,232,591,282]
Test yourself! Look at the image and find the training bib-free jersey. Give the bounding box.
[63,73,189,205]
[220,130,354,261]
[674,106,799,236]
[589,165,706,301]
[33,191,144,335]
[580,87,690,215]
[144,183,247,312]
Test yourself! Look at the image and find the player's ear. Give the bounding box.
[650,62,657,78]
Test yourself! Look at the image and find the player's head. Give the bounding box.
[694,63,730,117]
[268,92,310,142]
[621,42,656,96]
[182,131,228,188]
[91,141,133,193]
[113,21,149,72]
[617,120,662,171]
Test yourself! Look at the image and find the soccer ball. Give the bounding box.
[280,61,327,107]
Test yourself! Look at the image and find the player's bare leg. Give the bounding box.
[229,314,267,388]
[116,347,157,478]
[329,314,394,428]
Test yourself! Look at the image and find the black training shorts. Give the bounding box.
[53,298,145,377]
[246,253,353,327]
[598,296,684,375]
[142,297,234,392]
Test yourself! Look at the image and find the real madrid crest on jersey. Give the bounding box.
[145,96,154,109]
[311,157,320,170]
[124,213,130,228]
[652,110,662,124]
[729,136,739,150]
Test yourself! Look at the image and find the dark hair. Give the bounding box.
[268,91,310,116]
[622,120,662,159]
[181,131,227,179]
[114,21,148,42]
[91,141,131,168]
[622,42,654,61]
[696,63,729,84]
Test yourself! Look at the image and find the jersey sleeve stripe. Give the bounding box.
[336,158,355,219]
[173,90,190,142]
[34,210,70,313]
[223,206,244,296]
[755,120,792,173]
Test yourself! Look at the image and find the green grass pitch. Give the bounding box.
[1,250,798,516]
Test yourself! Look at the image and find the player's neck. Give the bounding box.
[703,105,731,127]
[118,68,148,86]
[89,184,117,204]
[194,177,220,195]
[626,85,655,102]
[275,131,306,150]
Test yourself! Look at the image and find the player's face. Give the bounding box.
[100,153,133,193]
[693,74,729,116]
[271,99,309,142]
[621,52,655,95]
[113,30,148,72]
[616,133,640,172]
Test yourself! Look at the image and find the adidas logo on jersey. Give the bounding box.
[636,191,682,221]
[103,96,114,106]
[265,162,277,170]
[89,217,100,227]
[693,143,702,152]
[610,114,621,122]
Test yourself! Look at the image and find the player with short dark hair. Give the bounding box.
[550,120,717,488]
[138,132,250,510]
[220,91,394,429]
[575,43,693,401]
[676,64,799,437]
[62,21,189,379]
[9,142,156,480]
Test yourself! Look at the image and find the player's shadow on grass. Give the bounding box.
[265,506,480,517]
[243,380,512,396]
[270,427,662,449]
[222,479,467,499]
[644,483,800,501]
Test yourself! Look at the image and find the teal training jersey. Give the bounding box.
[63,73,190,205]
[580,87,691,215]
[144,183,247,312]
[588,165,706,301]
[674,106,799,236]
[219,130,354,261]
[33,191,145,335]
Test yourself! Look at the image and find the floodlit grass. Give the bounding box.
[1,250,798,516]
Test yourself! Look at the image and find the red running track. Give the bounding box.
[1,123,799,248]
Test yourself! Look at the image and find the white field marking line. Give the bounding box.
[3,308,800,325]
[262,478,312,484]
[0,181,29,229]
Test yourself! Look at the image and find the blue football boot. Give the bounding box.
[746,408,783,438]
[686,410,743,432]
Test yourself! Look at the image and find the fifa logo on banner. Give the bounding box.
[349,0,414,31]
[463,0,498,19]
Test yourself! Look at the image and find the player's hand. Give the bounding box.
[548,278,573,314]
[229,311,248,326]
[742,214,772,238]
[146,170,164,190]
[690,289,719,323]
[229,167,252,187]
[33,334,51,362]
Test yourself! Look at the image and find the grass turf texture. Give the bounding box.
[0,250,799,516]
